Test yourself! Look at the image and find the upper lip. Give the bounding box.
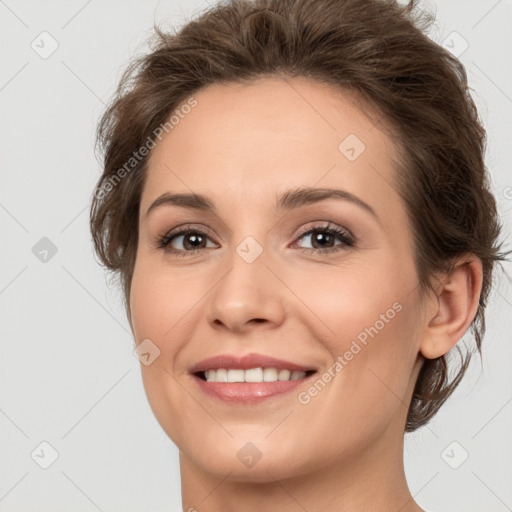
[188,353,317,374]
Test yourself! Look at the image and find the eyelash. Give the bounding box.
[154,222,355,257]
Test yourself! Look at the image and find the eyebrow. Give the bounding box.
[145,187,378,220]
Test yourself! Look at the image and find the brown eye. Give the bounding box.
[294,223,355,254]
[156,227,217,254]
[173,232,208,250]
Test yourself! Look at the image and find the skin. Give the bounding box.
[129,76,483,511]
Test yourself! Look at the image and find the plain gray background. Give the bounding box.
[1,0,511,510]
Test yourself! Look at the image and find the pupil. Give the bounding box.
[186,234,203,249]
[314,232,332,248]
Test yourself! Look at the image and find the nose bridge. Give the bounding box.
[206,231,286,331]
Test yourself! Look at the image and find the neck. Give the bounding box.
[179,426,423,512]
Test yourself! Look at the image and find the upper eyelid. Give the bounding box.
[162,221,350,237]
[294,222,352,237]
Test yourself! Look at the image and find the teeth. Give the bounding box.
[278,369,291,381]
[245,368,263,382]
[263,368,278,382]
[227,369,244,382]
[203,367,308,383]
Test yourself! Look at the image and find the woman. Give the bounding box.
[90,0,507,510]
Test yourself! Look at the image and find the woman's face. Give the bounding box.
[130,76,427,481]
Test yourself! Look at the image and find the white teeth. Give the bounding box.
[203,367,308,383]
[227,369,245,382]
[216,368,228,382]
[244,368,263,382]
[206,369,228,382]
[263,368,278,382]
[278,369,291,381]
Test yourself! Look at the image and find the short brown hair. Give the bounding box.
[90,0,508,431]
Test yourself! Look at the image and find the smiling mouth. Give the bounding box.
[194,368,317,383]
[191,367,318,404]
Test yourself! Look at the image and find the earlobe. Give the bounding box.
[420,256,483,360]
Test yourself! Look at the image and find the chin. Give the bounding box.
[182,439,315,483]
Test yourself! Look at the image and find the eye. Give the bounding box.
[292,222,354,254]
[155,225,217,256]
[154,222,355,256]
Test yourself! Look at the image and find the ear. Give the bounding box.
[420,256,483,359]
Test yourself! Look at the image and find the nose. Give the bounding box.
[205,245,286,334]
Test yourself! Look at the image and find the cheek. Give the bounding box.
[129,261,205,444]
[290,258,420,407]
[129,261,206,347]
[292,258,414,346]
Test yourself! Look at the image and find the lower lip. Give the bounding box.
[191,373,316,405]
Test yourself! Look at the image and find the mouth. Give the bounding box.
[190,366,318,405]
[188,352,319,404]
[193,368,317,382]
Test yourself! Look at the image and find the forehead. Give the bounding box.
[142,76,402,222]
